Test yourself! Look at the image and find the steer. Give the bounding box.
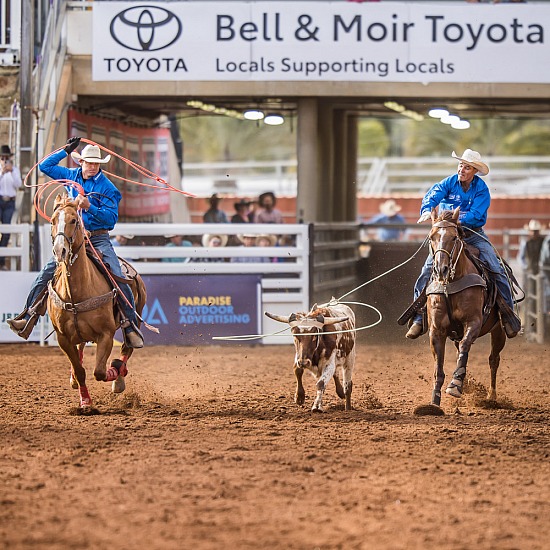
[265,302,356,412]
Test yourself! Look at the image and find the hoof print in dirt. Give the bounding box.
[69,406,101,416]
[414,403,445,416]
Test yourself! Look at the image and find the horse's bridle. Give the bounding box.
[51,210,85,267]
[430,220,464,283]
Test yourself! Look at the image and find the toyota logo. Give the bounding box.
[110,5,182,52]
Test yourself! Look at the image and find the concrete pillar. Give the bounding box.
[318,100,334,221]
[333,109,347,222]
[296,98,320,223]
[346,114,358,222]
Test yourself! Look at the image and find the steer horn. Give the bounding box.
[264,311,290,323]
[322,316,349,326]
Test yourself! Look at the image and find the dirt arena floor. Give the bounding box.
[0,335,548,550]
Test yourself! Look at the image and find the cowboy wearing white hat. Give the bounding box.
[365,199,406,241]
[405,147,521,341]
[8,136,144,349]
[519,219,545,276]
[71,144,111,164]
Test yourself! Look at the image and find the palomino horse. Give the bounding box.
[417,207,506,415]
[48,194,147,410]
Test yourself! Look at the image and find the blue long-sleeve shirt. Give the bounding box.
[39,149,121,232]
[419,173,490,229]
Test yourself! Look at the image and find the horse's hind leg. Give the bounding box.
[488,325,506,401]
[110,345,133,394]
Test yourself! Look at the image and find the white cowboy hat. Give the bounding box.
[256,234,277,247]
[202,234,228,248]
[525,219,542,231]
[379,199,402,217]
[71,144,111,164]
[451,149,489,176]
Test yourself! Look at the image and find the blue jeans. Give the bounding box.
[25,233,137,322]
[0,198,16,266]
[412,228,514,323]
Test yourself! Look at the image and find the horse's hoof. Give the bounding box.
[112,377,126,394]
[445,385,463,399]
[70,377,79,390]
[414,403,445,416]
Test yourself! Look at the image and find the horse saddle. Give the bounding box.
[86,247,135,285]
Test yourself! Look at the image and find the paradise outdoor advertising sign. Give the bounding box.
[92,1,550,83]
[140,274,261,345]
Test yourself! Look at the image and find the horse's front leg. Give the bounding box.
[70,343,86,390]
[58,335,91,408]
[487,324,506,401]
[429,330,447,407]
[446,324,479,398]
[94,333,114,382]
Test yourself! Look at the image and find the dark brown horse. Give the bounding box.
[48,195,147,410]
[418,208,506,415]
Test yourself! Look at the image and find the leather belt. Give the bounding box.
[88,229,109,237]
[1,196,15,202]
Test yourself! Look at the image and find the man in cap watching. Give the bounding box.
[405,148,521,340]
[7,137,144,348]
[0,144,22,270]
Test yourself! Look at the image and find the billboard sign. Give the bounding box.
[93,1,550,83]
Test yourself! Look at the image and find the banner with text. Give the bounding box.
[68,110,171,218]
[92,1,549,83]
[140,274,261,345]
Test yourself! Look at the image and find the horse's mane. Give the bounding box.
[434,209,465,238]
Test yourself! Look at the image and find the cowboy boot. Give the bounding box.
[7,313,39,340]
[123,321,144,349]
[496,294,522,338]
[405,311,427,340]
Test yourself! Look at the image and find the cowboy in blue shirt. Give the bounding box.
[8,137,144,348]
[406,149,520,340]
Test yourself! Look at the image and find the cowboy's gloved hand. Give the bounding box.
[417,211,431,224]
[64,136,81,154]
[74,194,90,211]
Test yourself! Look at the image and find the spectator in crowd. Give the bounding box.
[232,233,260,263]
[194,233,228,263]
[256,233,277,263]
[518,220,545,276]
[254,191,284,224]
[162,234,193,263]
[365,199,407,241]
[231,199,251,224]
[539,229,550,308]
[203,193,228,223]
[0,145,22,270]
[110,234,137,261]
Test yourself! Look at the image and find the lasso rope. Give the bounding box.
[211,238,433,342]
[25,138,196,222]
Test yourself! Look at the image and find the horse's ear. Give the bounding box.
[53,194,65,212]
[452,207,460,222]
[430,208,438,224]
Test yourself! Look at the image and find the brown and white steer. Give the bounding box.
[265,303,356,412]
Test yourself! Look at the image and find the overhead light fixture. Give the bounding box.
[440,114,460,125]
[428,107,449,119]
[451,119,471,130]
[384,101,424,121]
[264,113,284,126]
[243,109,265,121]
